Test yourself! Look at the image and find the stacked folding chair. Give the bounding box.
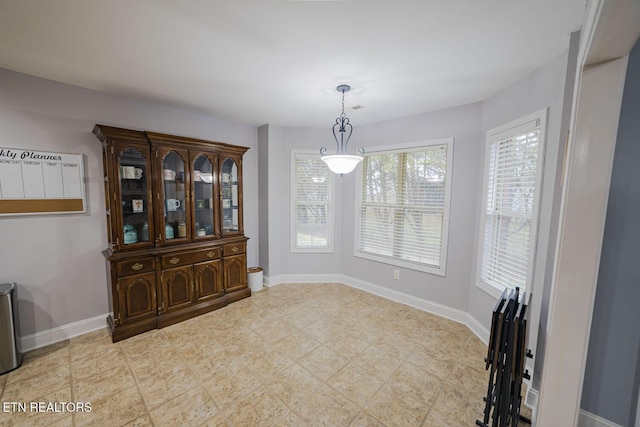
[477,287,532,427]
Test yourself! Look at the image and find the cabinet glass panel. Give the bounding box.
[119,147,151,245]
[193,155,215,238]
[162,151,187,241]
[221,158,239,234]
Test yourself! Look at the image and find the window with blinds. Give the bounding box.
[354,140,453,275]
[291,152,333,252]
[478,111,546,295]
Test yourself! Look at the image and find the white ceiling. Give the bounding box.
[0,0,586,127]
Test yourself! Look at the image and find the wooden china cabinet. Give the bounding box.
[93,125,249,342]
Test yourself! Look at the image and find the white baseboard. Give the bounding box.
[264,273,343,286]
[21,276,492,358]
[17,278,545,419]
[20,314,108,352]
[465,310,490,345]
[578,410,624,427]
[265,273,491,345]
[341,274,469,323]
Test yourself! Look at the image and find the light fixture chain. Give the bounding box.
[320,84,364,176]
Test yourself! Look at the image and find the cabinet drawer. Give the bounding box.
[161,247,221,269]
[116,257,156,277]
[191,247,221,264]
[223,242,245,256]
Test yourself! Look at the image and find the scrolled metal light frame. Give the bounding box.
[320,84,364,175]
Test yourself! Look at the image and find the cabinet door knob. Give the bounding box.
[131,263,144,271]
[170,257,180,265]
[232,247,239,253]
[207,251,215,258]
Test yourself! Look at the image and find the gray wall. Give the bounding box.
[261,48,574,332]
[535,31,579,391]
[339,103,482,311]
[261,102,483,311]
[0,69,258,338]
[2,42,577,385]
[258,125,270,276]
[581,38,640,427]
[261,126,344,278]
[468,44,576,392]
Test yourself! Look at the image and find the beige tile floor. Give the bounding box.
[0,283,532,426]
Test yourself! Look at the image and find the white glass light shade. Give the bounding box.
[321,154,363,175]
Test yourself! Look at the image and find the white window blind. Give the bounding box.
[355,141,452,275]
[291,152,333,252]
[479,115,545,294]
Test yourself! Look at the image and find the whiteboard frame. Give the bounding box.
[0,146,87,216]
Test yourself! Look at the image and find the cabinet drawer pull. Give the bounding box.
[131,263,144,271]
[170,257,180,265]
[232,247,239,253]
[207,251,215,258]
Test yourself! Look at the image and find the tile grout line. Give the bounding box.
[13,284,494,426]
[68,340,76,427]
[173,327,235,427]
[419,332,474,426]
[118,336,157,427]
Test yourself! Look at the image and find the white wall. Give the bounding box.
[0,69,258,339]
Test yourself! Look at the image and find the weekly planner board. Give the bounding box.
[0,146,86,215]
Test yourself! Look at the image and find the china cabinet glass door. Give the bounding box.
[220,156,241,235]
[160,149,189,243]
[117,145,153,248]
[191,153,217,239]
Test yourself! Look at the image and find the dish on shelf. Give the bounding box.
[132,199,144,212]
[123,224,138,244]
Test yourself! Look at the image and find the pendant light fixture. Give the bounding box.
[320,84,364,175]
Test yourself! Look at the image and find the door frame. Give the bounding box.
[536,1,640,425]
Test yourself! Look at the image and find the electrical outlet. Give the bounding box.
[393,269,400,280]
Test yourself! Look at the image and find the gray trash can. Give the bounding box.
[0,282,22,374]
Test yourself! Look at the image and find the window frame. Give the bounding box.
[354,138,454,276]
[476,109,548,298]
[290,150,335,253]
